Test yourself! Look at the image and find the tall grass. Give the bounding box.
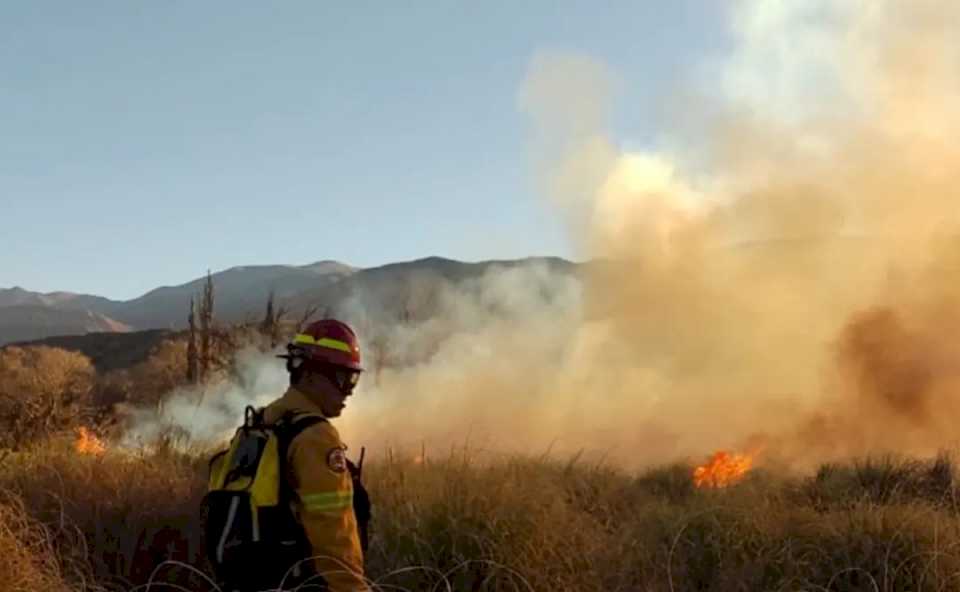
[0,492,80,592]
[5,440,960,591]
[0,435,208,591]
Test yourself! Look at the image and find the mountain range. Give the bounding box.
[0,257,576,346]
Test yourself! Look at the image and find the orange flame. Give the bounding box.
[74,427,106,456]
[693,450,753,488]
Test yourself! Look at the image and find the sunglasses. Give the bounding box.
[328,367,361,393]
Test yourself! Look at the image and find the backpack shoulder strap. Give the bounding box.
[274,411,328,508]
[274,411,327,460]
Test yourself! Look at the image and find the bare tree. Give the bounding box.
[260,290,285,348]
[186,297,198,384]
[199,270,214,381]
[273,303,288,348]
[261,290,275,334]
[368,331,389,386]
[295,304,324,333]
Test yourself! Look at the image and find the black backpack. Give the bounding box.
[202,406,371,591]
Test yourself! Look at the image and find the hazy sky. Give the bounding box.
[1,2,728,300]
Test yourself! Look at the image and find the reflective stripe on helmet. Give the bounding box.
[292,334,353,353]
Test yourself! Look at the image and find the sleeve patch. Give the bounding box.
[326,447,347,473]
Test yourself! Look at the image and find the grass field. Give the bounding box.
[4,436,960,592]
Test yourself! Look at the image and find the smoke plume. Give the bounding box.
[514,0,960,467]
[131,0,960,470]
[355,0,960,468]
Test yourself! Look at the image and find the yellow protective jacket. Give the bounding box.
[263,387,367,592]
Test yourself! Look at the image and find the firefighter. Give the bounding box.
[262,319,369,591]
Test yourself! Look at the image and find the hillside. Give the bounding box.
[0,257,577,345]
[0,261,356,345]
[286,255,579,324]
[0,286,114,310]
[9,329,175,372]
[0,305,132,346]
[101,260,356,329]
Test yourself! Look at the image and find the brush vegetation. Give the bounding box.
[5,344,960,591]
[1,438,960,592]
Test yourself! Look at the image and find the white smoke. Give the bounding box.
[337,261,584,454]
[122,347,288,448]
[123,262,583,455]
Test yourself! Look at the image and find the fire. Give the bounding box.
[693,450,753,488]
[74,427,106,456]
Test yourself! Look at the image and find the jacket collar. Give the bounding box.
[280,386,327,417]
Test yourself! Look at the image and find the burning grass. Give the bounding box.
[692,450,755,489]
[74,427,106,456]
[6,439,960,591]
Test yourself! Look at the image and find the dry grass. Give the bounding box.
[5,440,960,591]
[0,492,80,592]
[364,452,960,591]
[0,435,208,592]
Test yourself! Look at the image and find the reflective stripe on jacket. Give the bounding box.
[264,387,367,591]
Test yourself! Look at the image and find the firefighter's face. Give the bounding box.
[298,368,353,417]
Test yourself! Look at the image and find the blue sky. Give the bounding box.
[1,1,728,300]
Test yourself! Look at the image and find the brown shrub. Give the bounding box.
[0,346,96,450]
[93,339,189,421]
[123,339,188,408]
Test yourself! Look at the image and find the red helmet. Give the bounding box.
[288,319,363,371]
